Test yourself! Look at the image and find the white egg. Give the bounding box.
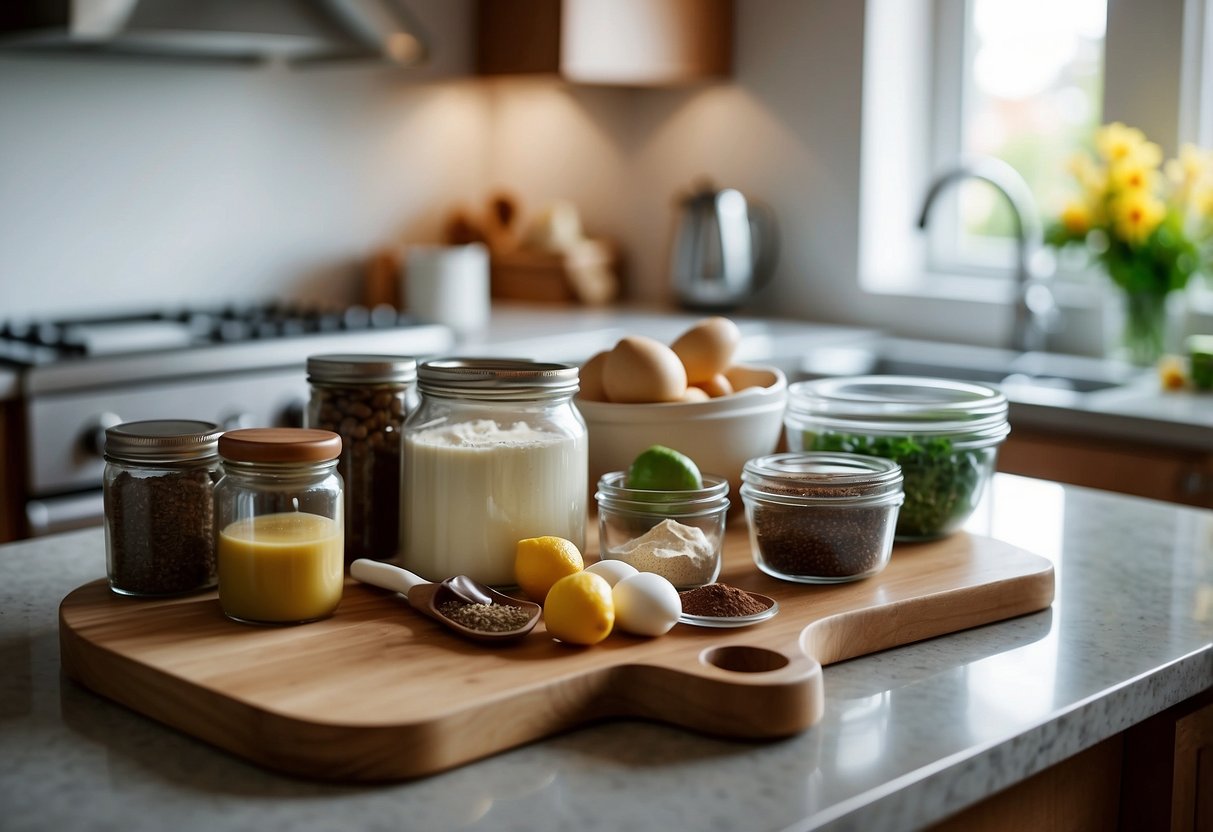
[586,559,640,587]
[612,572,682,637]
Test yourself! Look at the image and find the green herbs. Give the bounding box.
[805,432,989,539]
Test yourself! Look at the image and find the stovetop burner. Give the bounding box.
[0,303,421,366]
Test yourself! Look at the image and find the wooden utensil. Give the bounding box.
[349,559,540,643]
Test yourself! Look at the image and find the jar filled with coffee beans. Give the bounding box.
[740,452,905,584]
[103,419,223,596]
[306,354,417,563]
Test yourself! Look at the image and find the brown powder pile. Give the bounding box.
[679,583,768,618]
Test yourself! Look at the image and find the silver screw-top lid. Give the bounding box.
[417,358,580,400]
[307,354,418,385]
[103,420,223,463]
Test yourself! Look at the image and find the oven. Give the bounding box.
[1,305,454,538]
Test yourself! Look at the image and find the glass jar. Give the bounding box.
[402,359,587,586]
[740,452,904,583]
[595,472,729,589]
[103,419,223,597]
[784,376,1009,540]
[306,353,417,564]
[214,428,344,625]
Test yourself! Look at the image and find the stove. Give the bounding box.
[2,304,455,538]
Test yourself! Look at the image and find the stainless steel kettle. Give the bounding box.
[669,184,778,310]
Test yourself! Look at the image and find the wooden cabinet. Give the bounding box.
[930,689,1213,831]
[998,426,1213,509]
[476,0,732,86]
[0,398,27,543]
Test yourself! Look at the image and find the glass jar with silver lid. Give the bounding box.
[402,359,587,586]
[102,419,223,596]
[306,354,417,564]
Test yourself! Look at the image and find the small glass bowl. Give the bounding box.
[740,452,904,584]
[595,472,730,589]
[785,376,1008,541]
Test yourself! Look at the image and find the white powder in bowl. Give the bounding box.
[608,518,719,588]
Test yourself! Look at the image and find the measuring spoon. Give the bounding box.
[350,559,541,643]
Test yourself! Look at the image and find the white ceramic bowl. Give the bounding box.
[575,365,788,498]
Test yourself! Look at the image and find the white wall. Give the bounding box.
[0,3,488,319]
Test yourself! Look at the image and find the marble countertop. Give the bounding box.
[2,475,1211,831]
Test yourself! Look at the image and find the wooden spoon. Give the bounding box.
[350,559,540,644]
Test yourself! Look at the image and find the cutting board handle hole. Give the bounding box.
[702,645,789,674]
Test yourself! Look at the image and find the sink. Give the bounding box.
[756,337,1147,397]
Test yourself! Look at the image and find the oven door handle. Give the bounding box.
[26,493,104,537]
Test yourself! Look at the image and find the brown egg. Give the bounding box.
[670,317,742,384]
[681,386,711,403]
[697,374,734,398]
[578,350,611,401]
[603,336,688,403]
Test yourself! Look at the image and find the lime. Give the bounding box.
[624,445,703,491]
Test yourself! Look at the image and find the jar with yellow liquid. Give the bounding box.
[214,428,344,625]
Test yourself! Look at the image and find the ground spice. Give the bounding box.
[750,482,894,579]
[679,583,768,618]
[438,600,533,633]
[107,468,216,595]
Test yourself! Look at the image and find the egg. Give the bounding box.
[724,364,773,392]
[602,336,688,403]
[681,386,710,403]
[612,572,682,636]
[670,317,742,384]
[579,350,611,401]
[585,559,639,587]
[697,373,734,398]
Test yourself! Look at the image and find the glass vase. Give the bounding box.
[1120,290,1170,366]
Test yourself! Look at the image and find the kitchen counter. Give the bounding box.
[2,475,1211,831]
[462,305,1213,452]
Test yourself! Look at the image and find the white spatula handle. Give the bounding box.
[350,559,429,596]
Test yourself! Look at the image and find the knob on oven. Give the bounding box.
[78,412,123,458]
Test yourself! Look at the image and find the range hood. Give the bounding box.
[0,0,428,66]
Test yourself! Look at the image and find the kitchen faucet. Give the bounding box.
[917,157,1058,353]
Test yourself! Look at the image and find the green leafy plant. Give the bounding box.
[805,432,989,539]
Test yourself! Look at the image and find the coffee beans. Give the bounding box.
[310,382,409,562]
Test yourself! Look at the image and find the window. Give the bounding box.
[858,0,1209,351]
[929,0,1107,274]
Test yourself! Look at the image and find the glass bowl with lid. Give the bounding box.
[784,376,1010,540]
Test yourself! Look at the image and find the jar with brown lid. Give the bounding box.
[306,354,417,564]
[214,428,344,625]
[103,419,223,597]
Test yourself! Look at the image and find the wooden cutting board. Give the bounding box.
[59,529,1053,782]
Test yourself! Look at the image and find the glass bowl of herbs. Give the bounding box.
[784,376,1009,541]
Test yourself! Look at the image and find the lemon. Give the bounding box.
[515,536,584,602]
[625,445,703,491]
[543,572,615,645]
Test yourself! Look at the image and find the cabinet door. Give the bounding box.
[477,0,732,85]
[998,428,1213,508]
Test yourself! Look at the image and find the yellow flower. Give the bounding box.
[1112,191,1166,245]
[1165,144,1213,187]
[1067,152,1107,196]
[1060,199,1092,235]
[1096,122,1149,163]
[1108,160,1157,193]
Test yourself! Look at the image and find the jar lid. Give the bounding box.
[104,420,223,463]
[786,376,1009,439]
[741,452,904,504]
[307,354,417,384]
[417,359,579,400]
[218,428,342,463]
[595,471,731,518]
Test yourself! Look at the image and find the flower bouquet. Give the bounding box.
[1046,123,1213,365]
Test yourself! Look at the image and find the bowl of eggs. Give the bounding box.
[575,317,788,496]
